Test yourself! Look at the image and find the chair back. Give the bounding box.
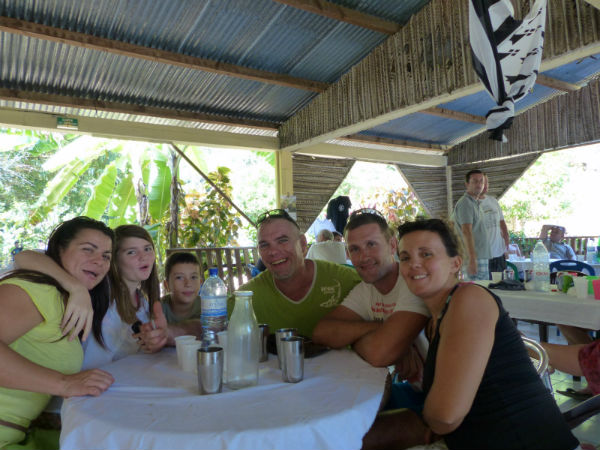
[505,261,520,280]
[522,337,549,376]
[549,259,595,276]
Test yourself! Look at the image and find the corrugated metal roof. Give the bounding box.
[0,0,596,155]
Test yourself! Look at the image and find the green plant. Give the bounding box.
[179,167,242,247]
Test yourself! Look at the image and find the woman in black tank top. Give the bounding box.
[396,219,578,450]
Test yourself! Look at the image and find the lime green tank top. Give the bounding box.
[0,278,84,445]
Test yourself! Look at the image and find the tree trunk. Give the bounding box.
[167,150,181,248]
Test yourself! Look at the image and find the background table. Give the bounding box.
[60,348,388,450]
[497,288,600,330]
[508,258,600,275]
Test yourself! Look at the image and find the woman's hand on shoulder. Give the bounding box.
[60,369,114,398]
[62,284,94,342]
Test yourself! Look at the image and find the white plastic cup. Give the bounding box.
[175,335,197,368]
[181,341,203,373]
[491,272,502,282]
[574,277,589,299]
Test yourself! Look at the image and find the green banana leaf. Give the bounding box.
[82,163,118,220]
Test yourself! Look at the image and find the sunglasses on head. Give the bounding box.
[256,209,298,228]
[348,208,385,221]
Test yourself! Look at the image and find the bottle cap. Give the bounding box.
[209,267,218,276]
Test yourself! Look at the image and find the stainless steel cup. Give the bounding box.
[275,328,297,369]
[280,336,304,383]
[258,324,269,362]
[197,346,224,395]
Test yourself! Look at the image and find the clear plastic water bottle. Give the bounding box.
[226,290,259,390]
[532,240,550,292]
[587,239,596,264]
[199,268,228,332]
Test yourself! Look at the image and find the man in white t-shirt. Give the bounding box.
[313,209,429,369]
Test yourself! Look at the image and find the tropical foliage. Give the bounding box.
[0,129,249,268]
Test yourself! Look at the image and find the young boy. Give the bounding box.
[161,252,202,324]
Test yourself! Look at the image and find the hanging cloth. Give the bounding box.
[469,0,547,142]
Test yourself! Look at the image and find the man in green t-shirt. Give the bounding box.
[231,209,361,337]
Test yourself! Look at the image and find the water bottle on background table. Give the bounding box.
[227,290,259,390]
[587,239,596,264]
[532,240,550,292]
[200,268,228,333]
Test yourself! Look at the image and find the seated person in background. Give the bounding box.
[305,229,348,265]
[539,224,576,260]
[0,217,114,448]
[507,242,522,259]
[160,252,202,324]
[313,209,429,408]
[365,218,578,450]
[332,231,343,242]
[542,340,600,396]
[231,209,361,337]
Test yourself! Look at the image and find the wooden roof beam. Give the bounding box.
[0,88,279,130]
[0,15,329,93]
[342,134,448,153]
[536,74,581,92]
[420,107,486,124]
[271,0,400,35]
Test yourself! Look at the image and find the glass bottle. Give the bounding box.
[226,291,259,389]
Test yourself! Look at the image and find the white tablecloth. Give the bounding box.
[60,348,388,450]
[490,286,600,329]
[508,258,600,275]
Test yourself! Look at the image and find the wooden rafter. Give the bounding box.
[0,15,329,93]
[0,88,279,130]
[279,0,600,151]
[420,107,486,124]
[536,74,581,92]
[343,134,448,153]
[271,0,400,35]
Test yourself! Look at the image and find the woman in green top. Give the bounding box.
[0,217,115,447]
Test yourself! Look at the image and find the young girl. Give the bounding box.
[396,218,578,450]
[0,217,114,447]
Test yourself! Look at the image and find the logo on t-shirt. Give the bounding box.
[319,280,342,308]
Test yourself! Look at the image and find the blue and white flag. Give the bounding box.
[469,0,547,142]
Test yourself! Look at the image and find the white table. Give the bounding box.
[508,258,600,275]
[60,348,388,450]
[496,288,600,330]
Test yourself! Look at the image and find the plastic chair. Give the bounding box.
[549,259,595,276]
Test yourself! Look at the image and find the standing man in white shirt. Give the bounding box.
[479,175,510,276]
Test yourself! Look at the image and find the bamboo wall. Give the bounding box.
[280,0,600,150]
[292,154,355,232]
[449,79,600,165]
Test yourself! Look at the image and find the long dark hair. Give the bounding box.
[113,225,160,324]
[2,216,115,347]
